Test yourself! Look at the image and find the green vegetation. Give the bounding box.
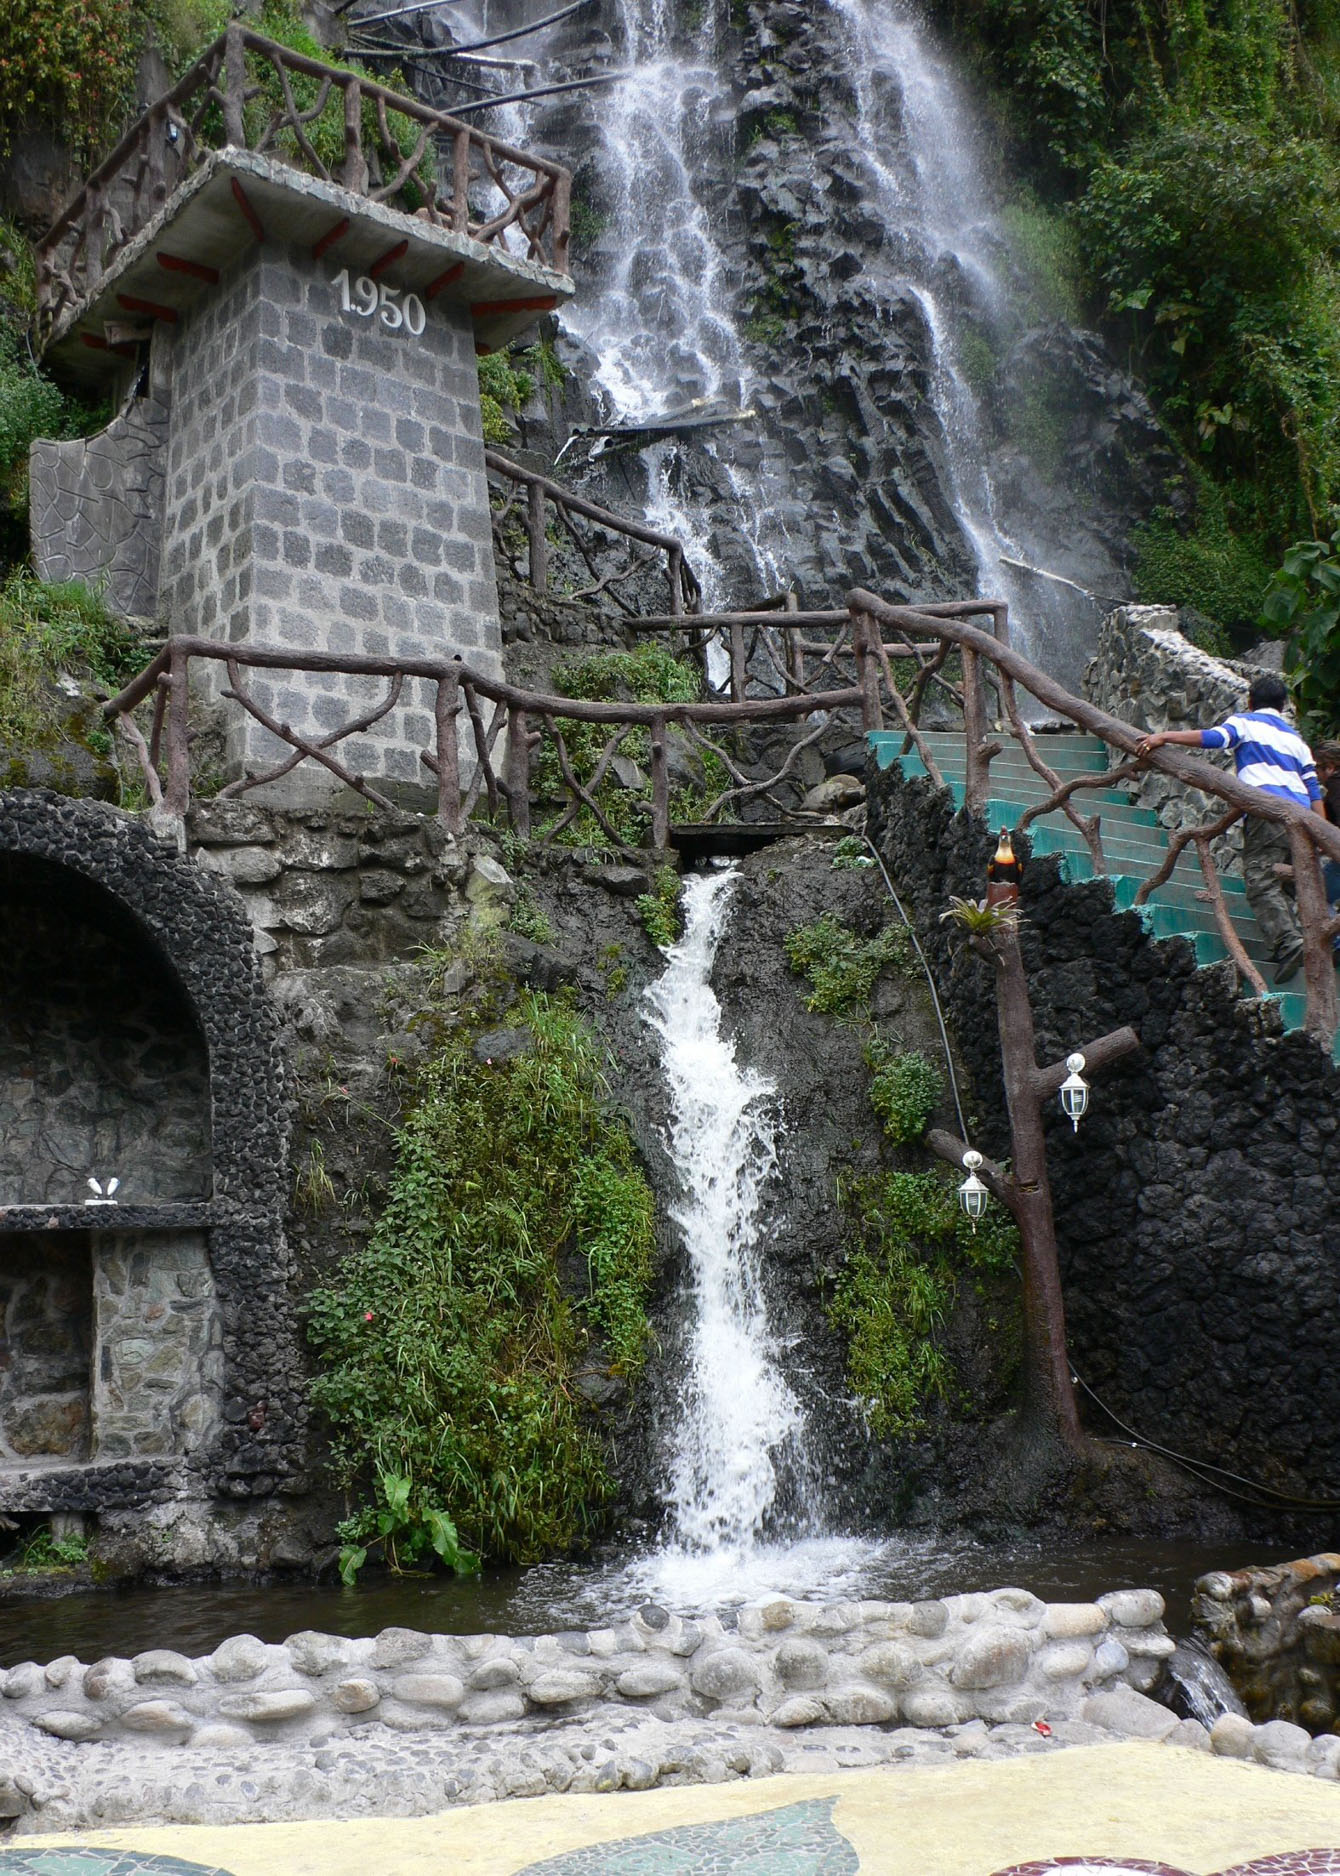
[532,644,725,850]
[0,571,149,752]
[0,290,108,567]
[636,865,683,948]
[336,1467,477,1586]
[478,341,565,445]
[307,950,656,1566]
[783,913,908,1018]
[832,1169,1018,1437]
[508,883,556,947]
[865,1040,941,1146]
[0,1522,90,1575]
[830,834,874,871]
[1260,529,1340,736]
[941,0,1340,629]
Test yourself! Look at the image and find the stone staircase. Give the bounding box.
[870,727,1340,1064]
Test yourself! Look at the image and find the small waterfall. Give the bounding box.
[641,867,808,1556]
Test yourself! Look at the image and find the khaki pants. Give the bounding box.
[1242,815,1302,962]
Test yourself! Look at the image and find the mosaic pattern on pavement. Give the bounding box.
[515,1796,859,1874]
[988,1855,1340,1876]
[0,1854,237,1875]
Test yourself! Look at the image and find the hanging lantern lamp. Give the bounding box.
[1059,1053,1089,1132]
[958,1149,989,1229]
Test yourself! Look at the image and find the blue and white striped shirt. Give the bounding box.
[1200,709,1322,807]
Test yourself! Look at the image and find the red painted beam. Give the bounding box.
[117,293,179,324]
[313,217,349,261]
[156,252,219,285]
[230,177,265,243]
[469,295,559,317]
[369,239,409,280]
[424,261,465,301]
[81,333,139,357]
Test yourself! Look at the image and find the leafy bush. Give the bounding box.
[307,967,656,1565]
[832,1169,1018,1438]
[636,865,682,948]
[0,0,145,156]
[0,324,107,564]
[784,914,908,1017]
[1260,530,1340,737]
[336,1467,477,1585]
[866,1041,940,1146]
[1131,485,1275,635]
[531,645,724,850]
[0,571,149,750]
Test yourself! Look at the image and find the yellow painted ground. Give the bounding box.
[18,1742,1340,1875]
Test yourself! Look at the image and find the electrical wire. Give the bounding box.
[860,831,970,1145]
[857,819,1340,1517]
[1072,1366,1340,1512]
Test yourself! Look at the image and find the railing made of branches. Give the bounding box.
[484,452,701,622]
[36,24,571,341]
[849,589,1340,1047]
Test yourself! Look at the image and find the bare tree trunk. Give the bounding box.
[990,924,1086,1452]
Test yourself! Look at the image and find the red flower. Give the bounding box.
[364,1310,375,1321]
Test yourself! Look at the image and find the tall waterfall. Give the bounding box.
[544,0,1109,669]
[641,867,807,1555]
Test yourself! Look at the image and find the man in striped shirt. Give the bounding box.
[1136,674,1325,984]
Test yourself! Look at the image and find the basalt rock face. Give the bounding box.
[868,761,1340,1535]
[478,1,1176,640]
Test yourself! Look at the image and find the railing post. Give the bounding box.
[526,480,548,593]
[223,24,246,147]
[453,130,471,233]
[1290,820,1338,1047]
[435,671,462,836]
[506,705,531,838]
[164,647,191,825]
[962,644,991,815]
[552,170,571,274]
[852,607,883,731]
[730,619,747,704]
[784,588,803,691]
[650,713,670,851]
[668,546,684,619]
[342,78,367,192]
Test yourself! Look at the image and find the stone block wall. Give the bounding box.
[29,351,169,622]
[0,1587,1172,1749]
[868,763,1340,1503]
[157,242,503,790]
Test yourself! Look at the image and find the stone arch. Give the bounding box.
[0,789,303,1510]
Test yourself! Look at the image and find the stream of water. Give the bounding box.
[639,867,813,1585]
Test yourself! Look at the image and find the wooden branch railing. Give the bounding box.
[485,451,700,622]
[36,23,571,339]
[850,587,1340,1047]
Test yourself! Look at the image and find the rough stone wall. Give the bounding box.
[868,763,1340,1506]
[0,1237,91,1463]
[28,349,170,621]
[92,1230,221,1461]
[1083,606,1275,871]
[157,241,502,789]
[0,1585,1171,1749]
[1195,1553,1340,1732]
[0,853,211,1206]
[0,791,301,1520]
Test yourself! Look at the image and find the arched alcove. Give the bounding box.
[0,853,212,1206]
[0,791,304,1510]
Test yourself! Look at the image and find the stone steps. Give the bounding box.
[870,730,1340,1063]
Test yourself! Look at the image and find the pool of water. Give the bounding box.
[0,1534,1291,1665]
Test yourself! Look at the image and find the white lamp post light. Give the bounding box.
[1059,1053,1089,1132]
[957,1149,989,1230]
[85,1177,120,1206]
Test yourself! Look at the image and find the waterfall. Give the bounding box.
[641,867,807,1555]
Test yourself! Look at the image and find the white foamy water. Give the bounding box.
[641,868,807,1560]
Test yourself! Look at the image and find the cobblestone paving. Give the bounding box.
[989,1855,1340,1875]
[515,1797,858,1875]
